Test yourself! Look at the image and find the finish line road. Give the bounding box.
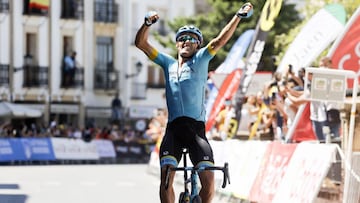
[0,164,164,203]
[0,164,231,203]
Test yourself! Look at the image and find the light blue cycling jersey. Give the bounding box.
[151,45,216,122]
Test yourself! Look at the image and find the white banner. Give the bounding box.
[94,140,116,158]
[51,138,99,160]
[272,143,337,203]
[211,140,270,199]
[277,4,346,73]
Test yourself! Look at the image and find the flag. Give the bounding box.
[234,0,283,126]
[277,3,346,74]
[205,69,242,132]
[285,103,317,142]
[205,29,254,121]
[29,0,49,10]
[328,7,360,88]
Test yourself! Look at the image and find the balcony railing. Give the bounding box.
[61,0,84,20]
[0,64,9,86]
[0,0,9,13]
[94,1,118,23]
[131,82,146,100]
[61,66,84,88]
[23,66,48,87]
[94,68,118,90]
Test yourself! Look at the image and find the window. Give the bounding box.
[94,36,118,89]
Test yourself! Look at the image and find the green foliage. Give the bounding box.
[156,0,359,72]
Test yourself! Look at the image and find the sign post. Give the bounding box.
[304,67,358,203]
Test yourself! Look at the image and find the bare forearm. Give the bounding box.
[209,15,241,52]
[135,24,150,50]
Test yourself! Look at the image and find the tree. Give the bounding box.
[156,0,301,72]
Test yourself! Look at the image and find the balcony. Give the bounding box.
[94,68,118,90]
[0,64,9,87]
[0,0,9,13]
[61,0,84,20]
[61,66,84,89]
[23,66,48,87]
[94,1,118,23]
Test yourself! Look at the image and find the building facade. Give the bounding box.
[0,0,196,128]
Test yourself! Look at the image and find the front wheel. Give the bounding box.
[192,195,202,203]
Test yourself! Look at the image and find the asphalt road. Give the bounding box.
[0,164,233,203]
[0,164,163,203]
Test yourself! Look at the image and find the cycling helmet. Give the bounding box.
[175,25,203,44]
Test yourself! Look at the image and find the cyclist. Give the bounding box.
[135,3,253,203]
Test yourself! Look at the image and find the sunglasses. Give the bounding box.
[176,35,199,44]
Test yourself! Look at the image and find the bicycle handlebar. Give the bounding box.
[164,162,230,190]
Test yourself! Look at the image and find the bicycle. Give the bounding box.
[164,148,230,203]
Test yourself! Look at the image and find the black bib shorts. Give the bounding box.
[159,117,214,168]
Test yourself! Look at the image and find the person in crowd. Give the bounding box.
[286,68,327,141]
[213,98,237,140]
[320,57,341,139]
[63,51,77,87]
[111,93,123,125]
[135,3,253,203]
[249,90,275,139]
[237,94,259,134]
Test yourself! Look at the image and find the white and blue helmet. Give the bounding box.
[175,25,203,44]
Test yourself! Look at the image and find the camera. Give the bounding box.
[288,64,293,73]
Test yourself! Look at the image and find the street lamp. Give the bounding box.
[125,61,143,79]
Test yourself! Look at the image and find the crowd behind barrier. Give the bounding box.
[209,57,344,143]
[0,107,168,165]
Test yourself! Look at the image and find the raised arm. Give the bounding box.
[208,2,253,52]
[135,11,159,59]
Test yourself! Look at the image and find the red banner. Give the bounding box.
[291,103,317,142]
[328,7,360,88]
[249,142,297,202]
[205,69,241,132]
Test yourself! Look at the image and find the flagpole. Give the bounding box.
[9,0,13,102]
[46,0,51,125]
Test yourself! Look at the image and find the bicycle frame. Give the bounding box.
[164,148,230,203]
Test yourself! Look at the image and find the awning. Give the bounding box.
[0,102,42,118]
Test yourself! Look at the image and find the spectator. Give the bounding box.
[111,93,123,124]
[286,70,327,141]
[237,95,258,133]
[63,51,77,87]
[213,98,237,140]
[320,57,341,139]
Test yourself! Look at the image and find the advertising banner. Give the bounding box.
[51,138,99,160]
[277,4,346,73]
[20,138,55,161]
[205,69,242,132]
[205,29,254,121]
[272,143,337,203]
[234,0,283,125]
[249,142,297,202]
[0,139,26,161]
[94,140,116,158]
[328,7,360,88]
